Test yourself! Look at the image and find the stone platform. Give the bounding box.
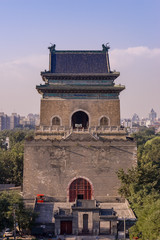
[54,236,116,240]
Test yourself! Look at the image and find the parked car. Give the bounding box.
[4,229,13,237]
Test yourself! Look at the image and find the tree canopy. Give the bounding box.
[0,191,36,233]
[118,129,160,239]
[0,129,35,232]
[0,129,34,186]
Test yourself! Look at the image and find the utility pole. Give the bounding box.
[124,217,126,240]
[13,205,16,240]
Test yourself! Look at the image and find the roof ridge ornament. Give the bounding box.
[102,43,110,52]
[48,43,56,53]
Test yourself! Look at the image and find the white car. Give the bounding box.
[4,229,13,237]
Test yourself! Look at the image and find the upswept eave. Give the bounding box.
[41,72,120,82]
[36,84,125,94]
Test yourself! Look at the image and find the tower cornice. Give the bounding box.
[41,72,120,82]
[36,84,125,95]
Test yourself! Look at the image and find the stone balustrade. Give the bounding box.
[35,125,126,134]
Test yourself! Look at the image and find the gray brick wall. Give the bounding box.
[23,138,137,201]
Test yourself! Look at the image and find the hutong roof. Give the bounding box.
[48,44,111,74]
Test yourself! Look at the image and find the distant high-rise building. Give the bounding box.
[121,118,132,128]
[132,113,140,122]
[27,113,40,126]
[149,109,157,122]
[0,112,10,130]
[10,113,20,129]
[0,112,39,131]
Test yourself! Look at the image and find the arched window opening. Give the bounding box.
[52,116,60,126]
[71,111,89,129]
[100,117,109,126]
[69,178,92,202]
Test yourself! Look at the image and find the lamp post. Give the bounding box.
[124,217,126,240]
[13,204,16,240]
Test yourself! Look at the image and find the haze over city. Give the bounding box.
[0,0,160,118]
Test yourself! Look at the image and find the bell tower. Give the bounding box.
[23,44,137,236]
[36,44,126,139]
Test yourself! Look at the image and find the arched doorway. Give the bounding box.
[69,178,92,202]
[71,111,89,129]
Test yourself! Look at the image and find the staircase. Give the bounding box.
[56,236,115,240]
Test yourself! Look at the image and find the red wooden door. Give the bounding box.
[60,221,72,234]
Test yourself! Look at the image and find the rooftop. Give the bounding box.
[48,44,111,74]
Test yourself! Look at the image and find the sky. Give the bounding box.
[0,0,160,119]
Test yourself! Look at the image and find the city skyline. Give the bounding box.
[0,0,160,118]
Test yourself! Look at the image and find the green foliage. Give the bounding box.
[0,129,34,185]
[129,197,160,240]
[0,130,36,232]
[131,127,155,148]
[118,131,160,239]
[0,191,36,232]
[129,224,141,240]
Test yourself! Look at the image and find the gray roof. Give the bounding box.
[0,184,15,190]
[36,84,125,93]
[50,51,110,74]
[100,201,136,220]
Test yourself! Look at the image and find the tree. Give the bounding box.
[0,129,34,185]
[129,196,160,240]
[131,127,155,148]
[118,134,160,239]
[0,191,36,233]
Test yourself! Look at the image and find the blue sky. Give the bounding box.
[0,0,160,118]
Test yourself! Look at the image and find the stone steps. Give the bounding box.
[56,236,115,240]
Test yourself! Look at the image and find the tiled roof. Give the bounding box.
[51,52,109,74]
[36,84,125,92]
